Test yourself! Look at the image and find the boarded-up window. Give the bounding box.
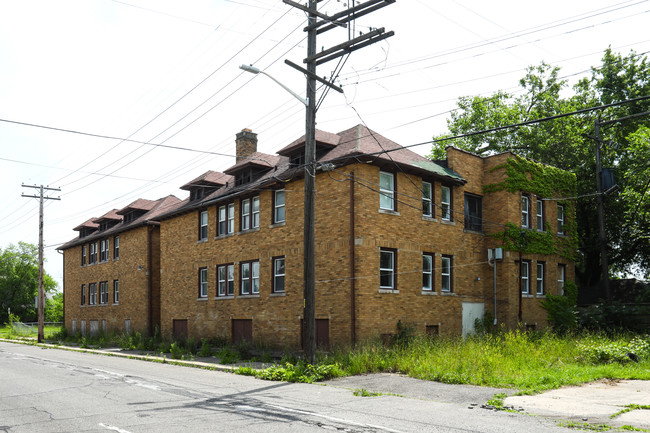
[89,320,99,337]
[232,319,252,345]
[173,319,188,341]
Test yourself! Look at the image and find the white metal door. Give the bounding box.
[462,302,485,336]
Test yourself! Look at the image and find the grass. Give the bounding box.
[5,323,650,394]
[320,331,650,393]
[0,324,63,339]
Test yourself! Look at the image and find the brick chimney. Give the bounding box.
[235,128,257,162]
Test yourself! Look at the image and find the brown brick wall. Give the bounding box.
[158,152,575,348]
[62,225,156,336]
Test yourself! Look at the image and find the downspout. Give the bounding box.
[148,224,155,337]
[349,171,356,345]
[57,249,65,328]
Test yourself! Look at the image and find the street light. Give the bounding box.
[239,65,307,106]
[240,63,317,363]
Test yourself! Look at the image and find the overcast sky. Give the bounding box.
[1,0,648,289]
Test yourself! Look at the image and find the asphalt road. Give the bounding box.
[0,341,626,432]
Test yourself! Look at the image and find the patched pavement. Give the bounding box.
[325,373,650,430]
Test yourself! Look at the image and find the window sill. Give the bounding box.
[421,290,438,295]
[238,294,260,299]
[197,297,208,301]
[422,216,438,222]
[522,294,534,298]
[270,221,286,228]
[270,292,286,297]
[378,209,400,216]
[378,289,399,294]
[440,291,456,296]
[441,219,455,226]
[215,233,235,240]
[197,239,209,244]
[238,227,260,235]
[112,303,119,306]
[536,294,546,298]
[463,228,484,235]
[214,295,234,301]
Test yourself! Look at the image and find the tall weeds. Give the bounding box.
[322,331,650,392]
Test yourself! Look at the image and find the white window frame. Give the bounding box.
[379,171,395,210]
[218,205,227,235]
[422,181,432,217]
[113,235,119,260]
[557,204,565,235]
[81,245,87,266]
[274,190,285,223]
[217,264,235,296]
[199,267,208,298]
[199,210,208,240]
[240,261,260,295]
[441,255,452,292]
[536,262,545,295]
[113,280,119,304]
[273,257,285,293]
[441,186,451,221]
[536,198,544,231]
[522,195,530,228]
[99,281,108,304]
[89,283,97,305]
[521,261,530,294]
[422,253,433,291]
[227,203,235,234]
[252,196,260,228]
[379,248,395,289]
[558,264,566,295]
[241,198,251,231]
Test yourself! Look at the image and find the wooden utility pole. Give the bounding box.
[21,184,61,343]
[593,119,611,300]
[283,0,395,363]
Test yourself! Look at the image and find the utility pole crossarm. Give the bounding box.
[284,60,344,93]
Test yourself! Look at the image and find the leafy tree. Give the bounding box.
[431,48,650,289]
[45,291,63,323]
[0,242,57,323]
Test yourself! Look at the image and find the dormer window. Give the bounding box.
[235,169,252,186]
[290,153,304,167]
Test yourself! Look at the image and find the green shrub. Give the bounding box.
[216,347,239,364]
[254,362,343,383]
[170,342,185,359]
[199,338,213,357]
[541,280,578,334]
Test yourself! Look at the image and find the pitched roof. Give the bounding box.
[223,152,280,175]
[277,129,341,156]
[73,218,99,232]
[60,195,183,250]
[180,170,231,191]
[94,209,122,223]
[321,125,465,184]
[116,198,158,215]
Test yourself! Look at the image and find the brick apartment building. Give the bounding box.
[59,196,181,336]
[60,125,575,348]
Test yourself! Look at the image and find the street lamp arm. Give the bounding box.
[239,64,308,106]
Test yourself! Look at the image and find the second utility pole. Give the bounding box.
[21,184,61,343]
